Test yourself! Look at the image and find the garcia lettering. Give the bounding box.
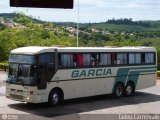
[71,68,112,78]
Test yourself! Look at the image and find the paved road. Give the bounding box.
[0,71,7,81]
[0,81,160,120]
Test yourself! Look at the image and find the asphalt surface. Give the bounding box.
[0,71,160,120]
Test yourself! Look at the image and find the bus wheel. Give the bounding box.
[125,82,135,97]
[114,83,124,98]
[49,90,61,106]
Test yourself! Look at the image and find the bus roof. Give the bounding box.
[11,46,156,55]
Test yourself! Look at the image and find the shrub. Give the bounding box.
[157,71,160,77]
[0,62,8,70]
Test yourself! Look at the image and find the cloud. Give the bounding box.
[0,0,160,22]
[0,0,9,7]
[0,1,6,5]
[80,0,160,9]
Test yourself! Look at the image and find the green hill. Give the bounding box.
[54,20,160,32]
[82,22,160,32]
[0,13,43,24]
[0,13,76,61]
[0,13,160,69]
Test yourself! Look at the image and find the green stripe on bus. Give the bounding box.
[112,68,129,92]
[127,70,156,86]
[112,66,156,93]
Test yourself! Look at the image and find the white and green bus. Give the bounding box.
[6,46,157,105]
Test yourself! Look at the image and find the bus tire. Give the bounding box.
[124,82,135,97]
[48,89,61,106]
[114,83,124,98]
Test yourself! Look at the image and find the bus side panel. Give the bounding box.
[136,73,156,90]
[64,77,115,99]
[84,79,96,97]
[65,80,84,99]
[95,77,115,95]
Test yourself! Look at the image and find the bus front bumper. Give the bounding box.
[6,93,43,103]
[6,84,48,103]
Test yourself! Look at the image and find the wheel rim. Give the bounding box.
[116,86,123,97]
[126,86,132,95]
[52,92,59,105]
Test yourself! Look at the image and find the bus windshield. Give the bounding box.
[7,55,36,85]
[9,54,35,64]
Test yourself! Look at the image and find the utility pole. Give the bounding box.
[77,0,79,47]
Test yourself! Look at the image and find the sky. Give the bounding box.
[0,0,160,23]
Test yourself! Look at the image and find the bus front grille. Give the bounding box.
[10,94,23,100]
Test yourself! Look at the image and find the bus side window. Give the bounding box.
[96,54,100,66]
[129,53,141,64]
[111,53,116,65]
[91,54,96,66]
[144,53,154,64]
[78,53,83,67]
[38,54,47,85]
[59,54,73,68]
[142,53,145,64]
[115,53,127,65]
[73,54,77,67]
[58,54,61,68]
[46,53,54,81]
[82,53,91,67]
[99,53,111,66]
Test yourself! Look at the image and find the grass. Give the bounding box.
[80,23,160,32]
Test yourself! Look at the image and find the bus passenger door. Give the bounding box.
[46,53,55,82]
[37,53,55,90]
[37,54,47,89]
